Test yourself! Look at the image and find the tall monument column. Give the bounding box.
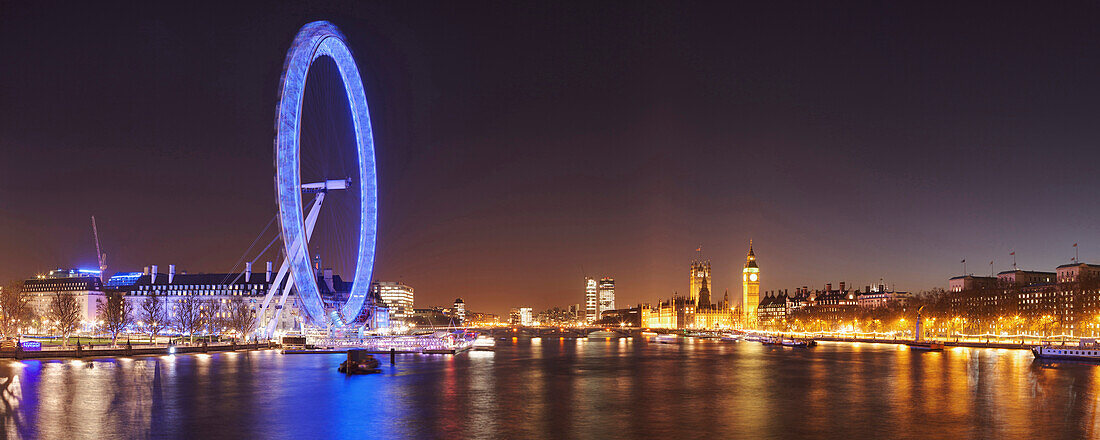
[742,241,760,327]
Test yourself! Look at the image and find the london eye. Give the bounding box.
[257,21,378,335]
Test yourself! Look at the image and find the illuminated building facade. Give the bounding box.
[511,307,534,326]
[452,298,466,324]
[598,277,615,317]
[757,291,789,330]
[640,288,739,330]
[22,271,106,328]
[742,242,760,325]
[585,277,598,323]
[856,285,910,308]
[373,281,414,325]
[947,265,1100,336]
[106,263,391,333]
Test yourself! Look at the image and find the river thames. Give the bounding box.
[1,339,1098,439]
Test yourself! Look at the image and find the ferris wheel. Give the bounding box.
[257,21,378,336]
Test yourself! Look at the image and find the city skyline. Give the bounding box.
[4,2,1100,315]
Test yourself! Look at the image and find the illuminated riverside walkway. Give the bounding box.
[462,326,1073,351]
[0,341,275,359]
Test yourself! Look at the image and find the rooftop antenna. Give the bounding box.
[91,216,107,284]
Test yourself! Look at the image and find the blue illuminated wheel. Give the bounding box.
[274,21,376,327]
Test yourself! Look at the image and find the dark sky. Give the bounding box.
[2,2,1100,315]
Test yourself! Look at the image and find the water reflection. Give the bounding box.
[0,341,1099,438]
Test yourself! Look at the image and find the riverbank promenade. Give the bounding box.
[0,341,276,359]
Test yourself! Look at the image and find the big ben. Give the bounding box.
[742,241,760,326]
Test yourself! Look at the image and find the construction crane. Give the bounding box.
[91,216,107,284]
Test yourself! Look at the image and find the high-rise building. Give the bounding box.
[690,259,711,306]
[585,277,598,323]
[452,298,466,324]
[742,241,760,325]
[372,281,414,324]
[598,277,615,316]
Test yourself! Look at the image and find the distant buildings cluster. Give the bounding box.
[755,283,909,330]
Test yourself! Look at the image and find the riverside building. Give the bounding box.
[585,278,598,323]
[946,264,1100,336]
[22,269,107,329]
[372,281,414,327]
[598,277,616,317]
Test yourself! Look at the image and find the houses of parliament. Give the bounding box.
[639,242,761,329]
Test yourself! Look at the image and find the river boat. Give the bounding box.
[339,350,381,374]
[906,341,945,351]
[1032,339,1100,361]
[587,331,619,340]
[781,338,816,348]
[472,336,496,351]
[760,337,783,346]
[655,334,681,344]
[719,334,743,342]
[743,334,766,343]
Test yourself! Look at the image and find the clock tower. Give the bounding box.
[742,241,760,327]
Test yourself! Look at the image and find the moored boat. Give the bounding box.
[472,336,496,350]
[339,349,381,374]
[906,341,944,351]
[781,338,816,347]
[587,330,619,340]
[1032,339,1100,361]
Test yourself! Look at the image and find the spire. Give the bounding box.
[698,276,711,307]
[744,240,758,268]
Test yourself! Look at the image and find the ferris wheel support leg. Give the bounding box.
[261,194,326,339]
[258,258,291,335]
[266,276,297,338]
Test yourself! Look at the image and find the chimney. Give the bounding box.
[143,266,150,275]
[151,265,158,284]
[169,264,176,284]
[266,261,273,283]
[840,282,846,292]
[825,283,832,292]
[245,262,252,283]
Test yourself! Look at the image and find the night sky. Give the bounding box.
[2,2,1100,315]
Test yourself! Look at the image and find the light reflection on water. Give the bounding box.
[0,340,1098,438]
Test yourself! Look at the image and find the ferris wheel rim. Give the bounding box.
[274,20,378,327]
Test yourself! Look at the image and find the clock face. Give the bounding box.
[749,273,758,282]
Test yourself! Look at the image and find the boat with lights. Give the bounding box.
[1032,339,1100,361]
